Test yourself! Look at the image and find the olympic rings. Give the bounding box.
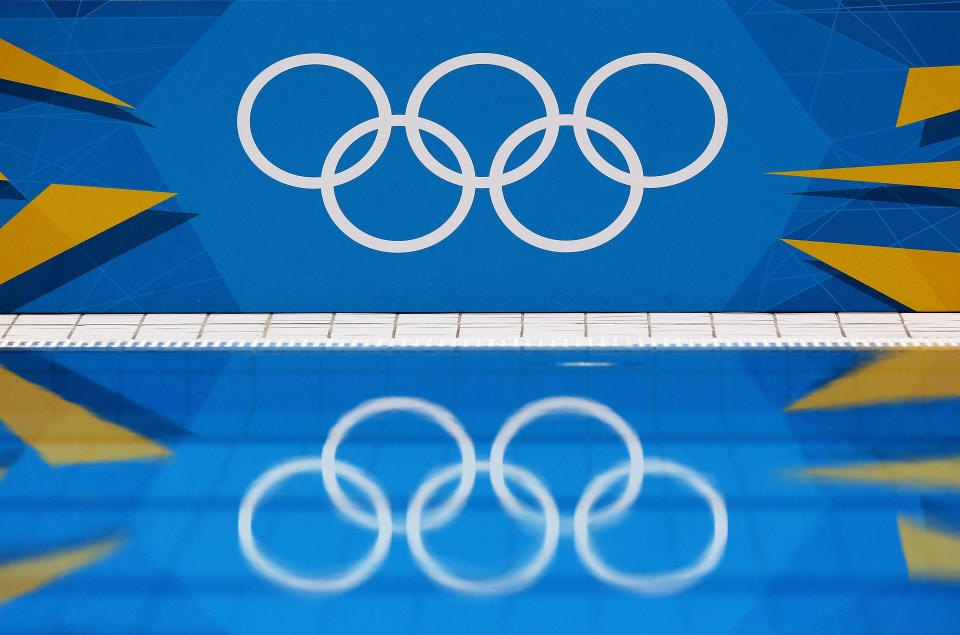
[238,52,726,252]
[320,396,476,533]
[489,396,643,531]
[238,458,392,593]
[239,396,728,596]
[407,461,560,595]
[573,458,728,595]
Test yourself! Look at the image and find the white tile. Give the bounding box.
[77,314,142,325]
[265,324,330,339]
[15,314,79,325]
[838,313,907,337]
[201,324,265,340]
[335,313,396,322]
[649,313,711,324]
[838,312,903,324]
[460,313,521,324]
[206,313,270,324]
[715,323,778,338]
[774,313,843,338]
[5,325,74,339]
[397,313,459,325]
[901,313,960,325]
[71,324,139,340]
[136,325,203,340]
[270,313,333,324]
[588,323,648,337]
[0,315,16,326]
[142,313,207,325]
[331,322,394,337]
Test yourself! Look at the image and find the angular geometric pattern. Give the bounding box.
[0,37,131,107]
[803,457,960,489]
[771,161,960,190]
[782,239,960,311]
[0,365,171,465]
[898,66,960,127]
[0,185,175,287]
[897,516,960,581]
[786,349,960,411]
[0,537,123,605]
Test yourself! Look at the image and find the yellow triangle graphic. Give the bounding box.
[787,350,960,411]
[782,239,960,311]
[0,38,131,108]
[770,161,960,190]
[0,366,171,465]
[0,537,122,604]
[801,456,960,489]
[898,516,960,581]
[0,184,175,286]
[897,66,960,127]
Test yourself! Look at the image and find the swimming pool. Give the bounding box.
[0,347,957,633]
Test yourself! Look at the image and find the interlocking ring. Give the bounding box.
[238,458,392,593]
[320,396,476,533]
[239,52,726,252]
[573,458,728,595]
[407,461,560,595]
[239,396,727,596]
[489,396,643,531]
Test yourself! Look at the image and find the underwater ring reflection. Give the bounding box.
[238,396,728,595]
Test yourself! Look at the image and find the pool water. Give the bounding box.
[0,348,958,633]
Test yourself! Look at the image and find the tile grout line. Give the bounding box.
[646,312,652,338]
[456,312,462,338]
[709,312,717,339]
[262,313,274,339]
[835,312,847,338]
[67,313,83,340]
[196,313,211,340]
[899,312,913,338]
[520,312,525,338]
[327,313,336,339]
[132,313,148,341]
[583,312,588,338]
[1,315,18,340]
[392,313,399,339]
[772,313,782,338]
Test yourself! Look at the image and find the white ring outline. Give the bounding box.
[320,114,477,253]
[488,114,644,252]
[404,53,561,189]
[489,396,644,532]
[238,457,392,593]
[573,458,728,595]
[572,53,727,188]
[237,53,392,189]
[320,396,477,533]
[406,461,560,595]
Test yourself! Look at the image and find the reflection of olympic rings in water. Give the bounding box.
[238,396,728,596]
[237,53,726,253]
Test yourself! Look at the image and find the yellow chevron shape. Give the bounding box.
[0,184,175,286]
[898,516,960,581]
[898,66,960,127]
[0,38,131,108]
[0,366,170,465]
[0,537,122,604]
[782,239,960,311]
[0,171,6,181]
[801,457,960,488]
[786,350,960,411]
[770,161,960,190]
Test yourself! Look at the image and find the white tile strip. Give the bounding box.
[0,313,958,348]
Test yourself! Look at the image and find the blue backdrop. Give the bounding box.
[0,1,957,311]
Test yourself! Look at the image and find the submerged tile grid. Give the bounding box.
[0,313,958,347]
